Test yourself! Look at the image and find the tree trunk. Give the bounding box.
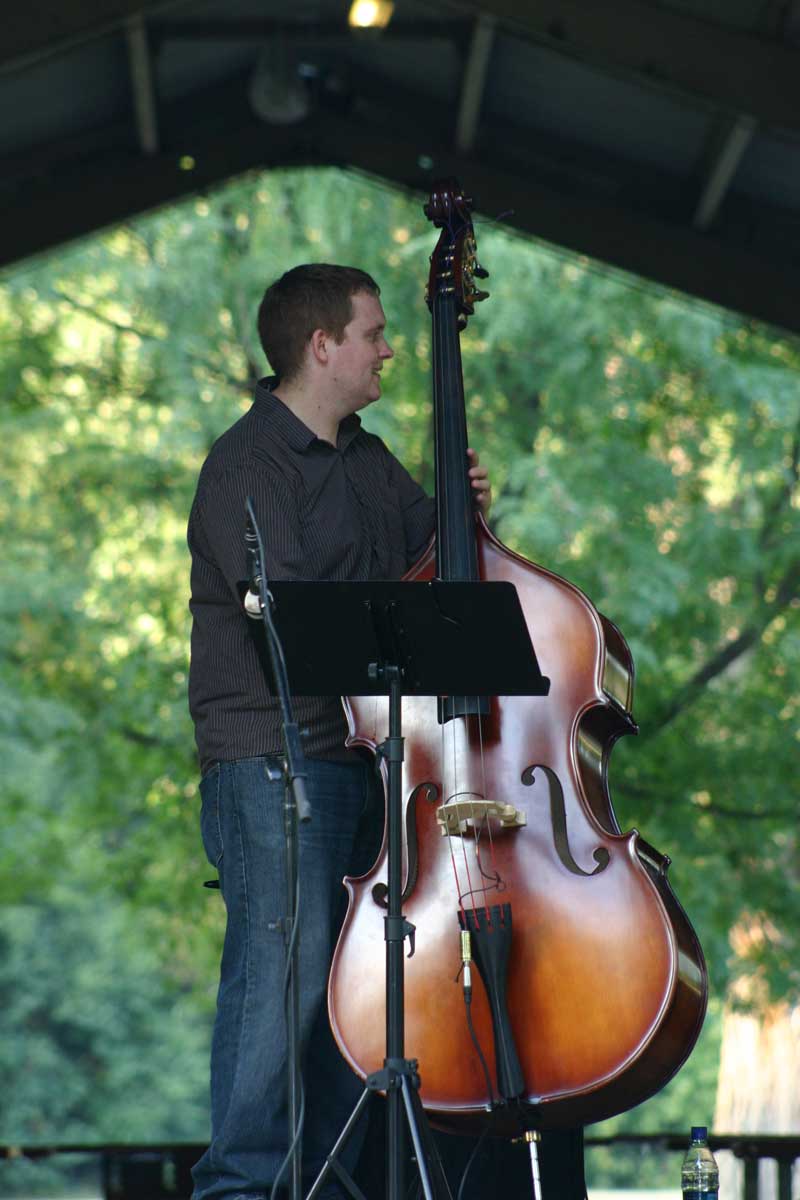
[714,999,800,1199]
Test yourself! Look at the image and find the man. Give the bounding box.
[187,263,490,1200]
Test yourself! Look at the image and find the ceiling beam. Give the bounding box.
[345,116,800,336]
[458,0,800,131]
[455,14,496,152]
[693,115,757,231]
[2,5,465,74]
[126,14,159,155]
[8,0,800,135]
[786,0,800,38]
[2,0,177,73]
[148,19,464,41]
[1,83,798,336]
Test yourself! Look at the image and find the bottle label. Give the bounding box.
[683,1192,718,1199]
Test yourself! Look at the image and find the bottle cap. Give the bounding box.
[691,1126,708,1141]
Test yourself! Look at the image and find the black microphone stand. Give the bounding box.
[244,497,310,1200]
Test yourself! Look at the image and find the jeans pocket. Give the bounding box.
[199,764,223,869]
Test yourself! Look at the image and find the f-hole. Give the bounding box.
[521,764,610,877]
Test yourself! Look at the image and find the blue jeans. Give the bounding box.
[192,755,383,1200]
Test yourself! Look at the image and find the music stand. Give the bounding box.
[243,578,548,1200]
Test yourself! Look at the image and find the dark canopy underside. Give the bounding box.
[4,0,800,333]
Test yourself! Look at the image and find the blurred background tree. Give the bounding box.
[0,166,797,1194]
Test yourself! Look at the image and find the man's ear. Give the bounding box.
[309,327,329,365]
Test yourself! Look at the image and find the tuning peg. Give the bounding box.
[474,289,490,303]
[474,263,489,279]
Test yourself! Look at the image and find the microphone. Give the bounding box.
[244,498,264,617]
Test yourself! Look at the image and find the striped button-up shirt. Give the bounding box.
[188,380,435,773]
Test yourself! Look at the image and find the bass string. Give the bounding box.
[440,684,480,924]
[475,703,501,895]
[433,251,499,931]
[440,708,497,923]
[434,281,479,923]
[468,706,500,910]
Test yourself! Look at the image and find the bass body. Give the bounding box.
[330,518,706,1131]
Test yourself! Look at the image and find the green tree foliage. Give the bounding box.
[0,889,209,1195]
[0,168,797,1166]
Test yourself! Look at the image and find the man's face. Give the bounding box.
[327,290,394,412]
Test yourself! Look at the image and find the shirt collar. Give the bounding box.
[253,377,362,452]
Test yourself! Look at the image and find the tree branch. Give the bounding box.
[52,286,162,342]
[617,782,798,822]
[52,286,253,396]
[119,724,168,749]
[753,407,800,608]
[650,554,800,733]
[702,801,799,820]
[756,411,800,570]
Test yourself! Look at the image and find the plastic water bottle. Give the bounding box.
[681,1126,719,1198]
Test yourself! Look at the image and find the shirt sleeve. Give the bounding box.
[192,465,305,603]
[383,447,436,566]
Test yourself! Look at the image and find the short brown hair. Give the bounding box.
[257,263,380,382]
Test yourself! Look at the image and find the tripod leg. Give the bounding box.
[305,1087,372,1200]
[387,1077,405,1200]
[400,1074,454,1200]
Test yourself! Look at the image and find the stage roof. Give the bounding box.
[4,0,800,333]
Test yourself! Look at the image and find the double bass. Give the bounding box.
[329,181,707,1133]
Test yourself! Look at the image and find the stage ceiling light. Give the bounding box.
[348,0,395,30]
